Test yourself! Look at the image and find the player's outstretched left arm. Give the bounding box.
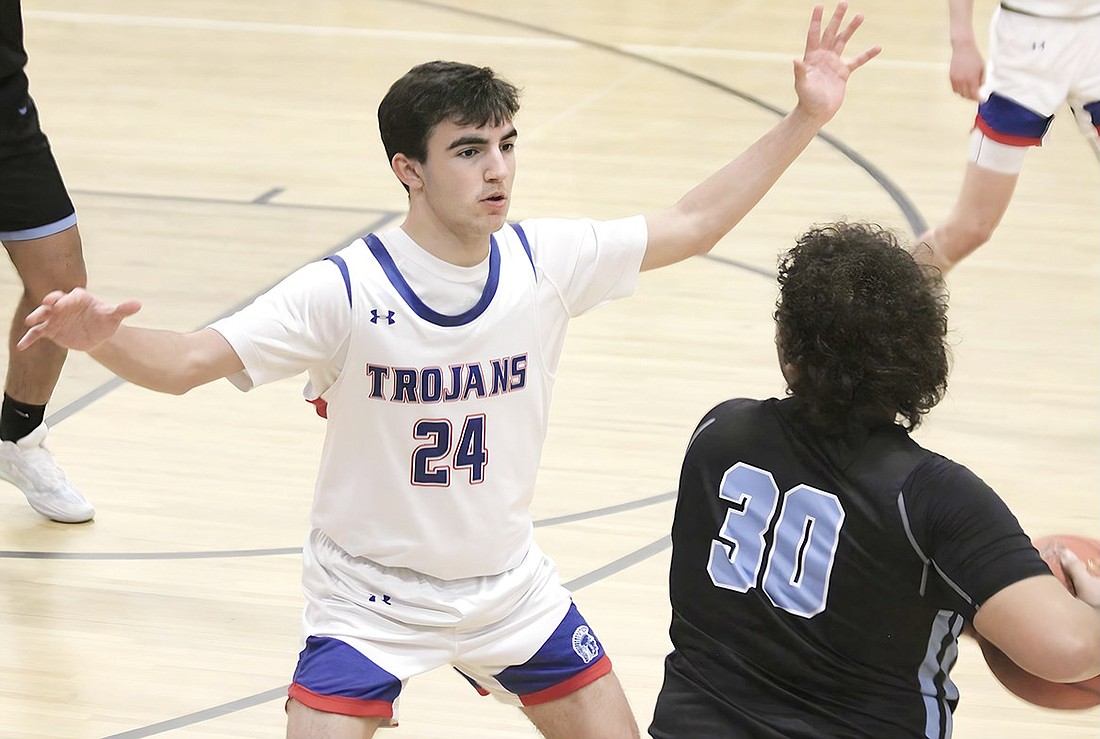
[641,2,880,271]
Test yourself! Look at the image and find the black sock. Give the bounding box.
[0,394,46,442]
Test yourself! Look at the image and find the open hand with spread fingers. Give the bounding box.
[794,2,882,123]
[18,288,142,354]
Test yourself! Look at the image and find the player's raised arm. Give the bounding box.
[641,2,881,271]
[19,287,243,395]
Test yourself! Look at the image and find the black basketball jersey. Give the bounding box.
[650,397,1048,739]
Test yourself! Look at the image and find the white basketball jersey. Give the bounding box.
[211,217,646,580]
[314,226,552,580]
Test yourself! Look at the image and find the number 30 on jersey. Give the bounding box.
[708,462,845,618]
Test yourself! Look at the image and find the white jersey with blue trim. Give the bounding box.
[210,216,646,580]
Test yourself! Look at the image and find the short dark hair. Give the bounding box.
[377,61,521,166]
[774,222,949,432]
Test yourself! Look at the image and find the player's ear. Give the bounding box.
[391,153,424,192]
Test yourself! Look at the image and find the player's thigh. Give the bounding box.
[453,549,610,707]
[3,226,86,298]
[452,553,636,737]
[521,670,638,739]
[0,146,85,294]
[295,531,455,727]
[286,698,382,739]
[951,160,1019,228]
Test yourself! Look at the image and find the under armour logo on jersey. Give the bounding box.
[1032,41,1045,51]
[370,309,396,325]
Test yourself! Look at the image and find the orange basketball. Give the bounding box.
[976,534,1100,710]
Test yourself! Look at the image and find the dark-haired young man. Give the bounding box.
[18,5,878,737]
[649,222,1100,738]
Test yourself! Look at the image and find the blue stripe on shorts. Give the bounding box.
[976,92,1053,144]
[292,635,402,704]
[494,602,606,697]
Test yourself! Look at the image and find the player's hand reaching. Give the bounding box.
[1061,548,1100,609]
[18,288,142,353]
[794,2,881,123]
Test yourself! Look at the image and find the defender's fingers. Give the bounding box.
[835,12,865,49]
[847,44,882,73]
[820,2,849,48]
[805,4,825,56]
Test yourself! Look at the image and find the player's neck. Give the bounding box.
[400,213,492,268]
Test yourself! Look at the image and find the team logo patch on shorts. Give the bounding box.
[571,625,601,663]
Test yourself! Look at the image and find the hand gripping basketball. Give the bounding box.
[976,534,1100,710]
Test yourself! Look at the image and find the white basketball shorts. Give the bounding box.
[287,529,612,724]
[976,8,1100,145]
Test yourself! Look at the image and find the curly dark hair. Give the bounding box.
[774,222,949,432]
[378,61,521,167]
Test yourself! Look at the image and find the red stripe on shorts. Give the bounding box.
[518,653,613,707]
[974,116,1043,147]
[287,682,394,718]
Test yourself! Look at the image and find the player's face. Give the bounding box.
[418,118,517,241]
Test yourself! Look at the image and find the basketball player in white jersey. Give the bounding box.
[916,0,1100,275]
[17,5,879,737]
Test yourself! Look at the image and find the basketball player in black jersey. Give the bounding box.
[649,222,1100,738]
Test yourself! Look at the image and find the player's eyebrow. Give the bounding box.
[446,127,518,151]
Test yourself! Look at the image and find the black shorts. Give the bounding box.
[0,141,76,239]
[649,652,816,739]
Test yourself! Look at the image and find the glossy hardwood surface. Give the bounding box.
[1,0,1097,736]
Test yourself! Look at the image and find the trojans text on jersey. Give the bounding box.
[364,354,528,404]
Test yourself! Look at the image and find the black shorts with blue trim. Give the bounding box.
[0,142,75,239]
[0,91,75,239]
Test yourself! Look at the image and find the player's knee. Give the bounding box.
[21,271,87,303]
[21,255,88,298]
[943,218,996,253]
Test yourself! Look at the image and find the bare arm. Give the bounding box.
[947,0,984,100]
[19,288,244,395]
[973,562,1100,683]
[641,2,881,271]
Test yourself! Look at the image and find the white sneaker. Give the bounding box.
[0,424,95,523]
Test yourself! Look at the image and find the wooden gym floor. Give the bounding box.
[1,0,1097,736]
